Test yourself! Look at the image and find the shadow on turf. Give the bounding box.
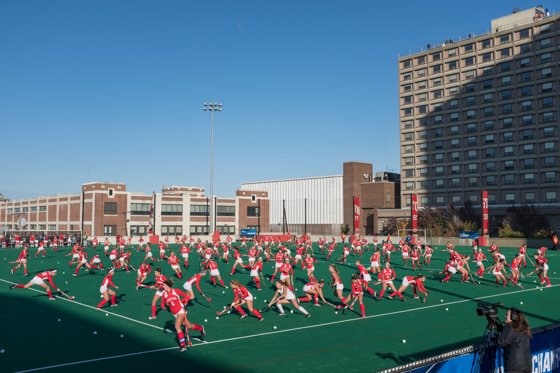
[2,292,229,373]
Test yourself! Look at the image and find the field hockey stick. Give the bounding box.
[200,291,212,302]
[56,288,76,300]
[260,297,282,313]
[503,272,524,288]
[216,302,237,316]
[527,256,536,266]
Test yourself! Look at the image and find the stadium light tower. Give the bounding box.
[202,102,222,236]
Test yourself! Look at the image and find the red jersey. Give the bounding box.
[205,260,219,271]
[233,284,250,301]
[475,252,486,262]
[17,249,28,260]
[154,273,167,290]
[535,256,548,266]
[279,263,293,276]
[357,264,368,276]
[186,273,203,293]
[168,255,179,266]
[160,288,188,315]
[36,271,57,287]
[274,252,284,264]
[101,274,116,288]
[248,248,257,258]
[351,280,363,295]
[304,257,316,269]
[180,246,190,255]
[251,261,263,272]
[139,263,151,276]
[379,268,396,281]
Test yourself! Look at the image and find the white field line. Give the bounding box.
[13,283,560,372]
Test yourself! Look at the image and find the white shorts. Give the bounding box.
[109,254,116,261]
[104,246,109,251]
[448,266,457,274]
[543,263,549,271]
[155,289,164,297]
[363,273,372,282]
[183,282,193,291]
[303,284,313,292]
[275,262,282,268]
[173,308,185,318]
[236,257,243,264]
[492,270,502,276]
[285,290,295,300]
[146,252,153,257]
[336,283,344,290]
[477,261,483,267]
[37,247,44,252]
[92,258,101,264]
[80,259,87,265]
[383,280,393,285]
[295,254,302,260]
[402,253,409,259]
[210,269,219,277]
[243,294,254,302]
[307,266,315,272]
[181,253,189,259]
[100,286,107,294]
[248,257,255,264]
[280,273,289,281]
[250,270,259,277]
[371,261,379,268]
[19,258,27,264]
[402,277,410,287]
[31,276,45,286]
[205,254,211,260]
[171,264,180,271]
[72,254,79,259]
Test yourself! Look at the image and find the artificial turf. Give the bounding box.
[1,242,559,372]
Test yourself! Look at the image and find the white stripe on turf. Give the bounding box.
[13,283,559,372]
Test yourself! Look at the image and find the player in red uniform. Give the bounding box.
[487,259,508,287]
[268,280,310,317]
[369,249,381,274]
[328,264,347,307]
[11,247,30,276]
[389,274,428,302]
[298,277,337,307]
[34,240,46,258]
[509,254,523,287]
[205,259,225,287]
[378,262,398,300]
[167,251,183,279]
[10,269,71,300]
[409,246,422,271]
[230,280,264,320]
[145,267,167,319]
[96,267,119,308]
[344,274,366,317]
[73,248,92,276]
[103,238,111,256]
[92,237,99,250]
[304,254,317,278]
[474,249,487,278]
[269,249,285,282]
[355,259,376,298]
[278,257,294,289]
[182,271,210,302]
[229,247,247,276]
[249,257,264,290]
[89,254,104,270]
[422,244,433,265]
[160,280,194,352]
[534,254,551,287]
[180,244,190,268]
[326,241,336,260]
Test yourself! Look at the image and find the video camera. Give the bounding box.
[476,302,503,331]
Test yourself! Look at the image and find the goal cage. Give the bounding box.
[397,229,432,247]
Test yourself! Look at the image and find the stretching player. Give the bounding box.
[10,268,61,300]
[160,280,191,352]
[11,246,30,276]
[147,267,167,319]
[328,264,347,307]
[230,279,264,321]
[298,277,336,307]
[534,254,551,287]
[378,262,398,300]
[249,257,264,290]
[269,280,310,318]
[344,274,366,318]
[97,267,119,308]
[389,274,428,302]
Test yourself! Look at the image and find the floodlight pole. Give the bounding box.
[203,102,222,236]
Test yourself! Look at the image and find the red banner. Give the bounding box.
[482,191,489,235]
[353,197,361,233]
[411,194,418,233]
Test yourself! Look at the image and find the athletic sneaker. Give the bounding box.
[314,303,321,307]
[179,346,188,352]
[200,326,206,338]
[48,297,56,301]
[278,312,286,317]
[110,304,119,307]
[149,316,157,320]
[413,296,420,299]
[239,314,247,319]
[258,317,264,322]
[305,313,311,318]
[9,284,15,289]
[10,269,14,275]
[388,295,393,300]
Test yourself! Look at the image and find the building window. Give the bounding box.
[546,192,557,202]
[48,224,57,231]
[502,103,513,114]
[161,204,183,216]
[482,93,493,103]
[104,202,117,215]
[505,193,515,203]
[502,132,513,142]
[417,55,426,64]
[542,82,553,92]
[525,192,535,203]
[190,205,209,216]
[486,175,496,186]
[523,173,535,184]
[501,90,512,100]
[545,172,557,183]
[190,225,209,235]
[521,115,533,126]
[519,57,531,67]
[161,225,183,235]
[467,163,478,173]
[435,196,445,205]
[481,79,493,89]
[217,225,235,235]
[544,142,556,153]
[130,226,148,236]
[523,144,534,154]
[540,38,552,48]
[503,175,515,185]
[247,206,260,217]
[541,97,554,108]
[466,137,477,146]
[541,67,553,78]
[451,165,461,174]
[544,156,556,167]
[519,43,531,54]
[481,52,493,62]
[484,121,495,130]
[435,180,444,189]
[485,148,496,158]
[503,146,514,156]
[432,64,442,74]
[216,205,235,216]
[540,52,552,63]
[481,39,492,48]
[402,59,412,68]
[450,178,461,188]
[30,206,37,212]
[522,159,535,169]
[104,225,117,235]
[464,43,474,53]
[543,112,554,122]
[39,206,47,212]
[130,203,150,215]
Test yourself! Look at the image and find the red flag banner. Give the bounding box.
[482,191,489,235]
[411,194,418,233]
[353,197,361,233]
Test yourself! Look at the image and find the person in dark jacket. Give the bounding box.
[498,307,532,373]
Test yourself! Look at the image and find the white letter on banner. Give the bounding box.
[533,354,538,373]
[543,351,550,372]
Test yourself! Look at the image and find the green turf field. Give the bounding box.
[1,242,559,372]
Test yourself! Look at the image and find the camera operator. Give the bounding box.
[497,307,532,373]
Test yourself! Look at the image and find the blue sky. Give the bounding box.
[0,0,555,199]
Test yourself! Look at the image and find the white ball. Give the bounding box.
[216,316,219,320]
[227,311,231,314]
[105,313,109,317]
[120,334,124,338]
[440,299,443,303]
[273,326,277,330]
[57,318,61,322]
[290,310,294,314]
[295,288,298,291]
[0,349,4,354]
[402,339,406,343]
[204,319,208,323]
[264,300,267,303]
[63,272,65,275]
[254,297,257,300]
[93,331,98,335]
[520,301,523,305]
[539,288,543,292]
[445,308,449,311]
[534,280,537,283]
[335,311,338,315]
[222,291,225,294]
[65,281,68,284]
[226,286,229,289]
[57,262,60,264]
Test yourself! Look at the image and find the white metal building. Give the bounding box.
[241,175,343,235]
